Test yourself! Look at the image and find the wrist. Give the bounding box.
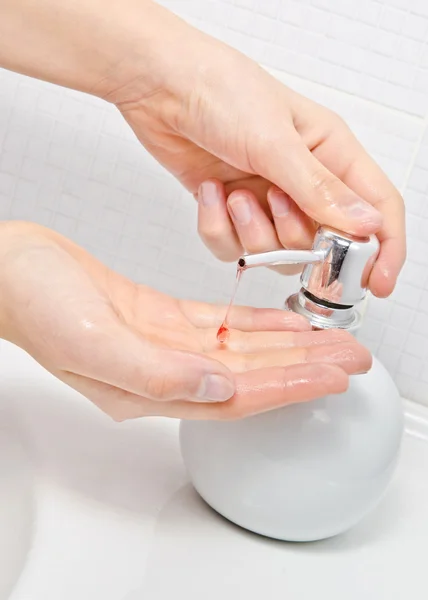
[92,1,222,105]
[0,221,53,342]
[0,0,241,120]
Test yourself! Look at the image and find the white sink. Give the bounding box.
[0,417,34,600]
[2,338,428,600]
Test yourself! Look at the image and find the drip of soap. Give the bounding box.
[216,323,230,344]
[216,266,243,345]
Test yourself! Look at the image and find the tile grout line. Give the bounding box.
[399,99,428,397]
[401,22,428,193]
[401,119,427,194]
[265,63,425,123]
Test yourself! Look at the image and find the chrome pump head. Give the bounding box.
[238,226,380,331]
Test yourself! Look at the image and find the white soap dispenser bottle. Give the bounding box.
[180,226,404,542]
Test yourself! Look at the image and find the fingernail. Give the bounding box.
[269,189,290,217]
[344,201,382,225]
[229,196,252,225]
[198,374,235,402]
[198,181,219,207]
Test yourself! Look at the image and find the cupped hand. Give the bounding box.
[0,222,371,421]
[106,30,405,296]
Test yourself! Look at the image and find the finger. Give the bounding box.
[227,189,302,275]
[310,125,405,296]
[267,186,316,249]
[178,300,311,331]
[210,340,372,375]
[369,236,405,298]
[256,133,383,238]
[208,363,349,420]
[201,327,351,353]
[59,364,349,421]
[197,179,242,261]
[224,175,272,215]
[61,322,235,403]
[334,152,405,297]
[227,188,279,247]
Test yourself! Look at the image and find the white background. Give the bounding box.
[1,0,428,404]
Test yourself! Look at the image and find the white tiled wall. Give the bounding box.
[1,0,428,404]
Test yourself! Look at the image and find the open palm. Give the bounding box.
[0,222,370,421]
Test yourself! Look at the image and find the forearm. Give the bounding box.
[0,0,196,99]
[0,220,26,342]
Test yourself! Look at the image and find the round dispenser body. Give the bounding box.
[180,357,403,542]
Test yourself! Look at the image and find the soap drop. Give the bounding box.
[216,323,230,344]
[216,265,244,345]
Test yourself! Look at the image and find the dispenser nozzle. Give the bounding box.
[238,249,326,270]
[239,226,380,332]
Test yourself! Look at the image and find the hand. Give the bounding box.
[0,0,405,296]
[103,16,405,296]
[0,222,371,421]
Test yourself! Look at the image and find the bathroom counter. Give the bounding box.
[2,339,428,600]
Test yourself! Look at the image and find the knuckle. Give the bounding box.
[322,107,349,133]
[198,223,225,243]
[197,217,226,242]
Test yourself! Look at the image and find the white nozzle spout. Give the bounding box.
[238,249,325,270]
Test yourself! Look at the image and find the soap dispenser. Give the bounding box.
[180,226,404,542]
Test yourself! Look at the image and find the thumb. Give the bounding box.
[134,346,236,403]
[64,324,236,403]
[256,131,383,237]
